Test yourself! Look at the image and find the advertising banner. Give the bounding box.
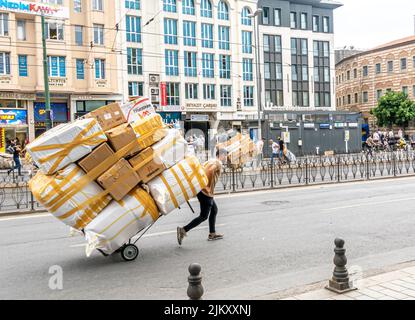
[34,103,68,123]
[160,82,167,107]
[0,0,70,19]
[0,109,27,125]
[0,128,5,153]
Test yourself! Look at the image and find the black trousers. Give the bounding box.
[184,192,218,234]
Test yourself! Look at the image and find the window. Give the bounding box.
[413,85,415,97]
[0,13,8,36]
[274,9,281,26]
[164,19,178,45]
[387,61,394,73]
[375,63,381,74]
[16,20,26,40]
[75,25,83,45]
[166,83,180,105]
[244,86,254,106]
[185,83,198,99]
[92,0,103,11]
[401,58,407,70]
[182,0,195,15]
[202,53,214,78]
[183,21,196,46]
[291,65,298,81]
[291,38,297,55]
[312,16,319,32]
[94,59,105,79]
[201,0,212,18]
[127,47,143,75]
[241,7,252,26]
[323,16,329,33]
[276,63,282,80]
[302,65,308,81]
[363,66,368,77]
[74,0,82,12]
[413,56,415,68]
[201,23,213,48]
[263,35,270,52]
[126,16,141,43]
[354,93,358,103]
[125,0,140,10]
[402,86,408,95]
[128,82,144,97]
[220,85,232,106]
[275,36,282,52]
[353,69,357,78]
[324,67,330,82]
[219,55,231,79]
[346,70,350,80]
[243,58,253,81]
[165,49,179,76]
[300,13,307,29]
[218,26,230,50]
[218,1,229,20]
[242,31,252,54]
[262,7,269,25]
[46,21,64,40]
[203,84,215,100]
[323,42,329,57]
[76,59,84,79]
[48,56,66,77]
[93,24,104,45]
[376,89,382,101]
[290,12,297,29]
[184,51,197,77]
[363,91,368,103]
[18,55,27,77]
[314,67,319,82]
[301,39,308,55]
[0,52,10,75]
[264,63,271,79]
[163,0,176,13]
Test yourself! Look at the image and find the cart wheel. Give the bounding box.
[121,244,139,262]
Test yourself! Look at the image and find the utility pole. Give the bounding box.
[252,9,263,142]
[41,14,52,131]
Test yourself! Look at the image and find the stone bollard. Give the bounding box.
[326,238,357,294]
[187,263,204,300]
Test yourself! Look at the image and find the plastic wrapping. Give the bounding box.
[130,113,168,152]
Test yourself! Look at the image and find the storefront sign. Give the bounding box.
[34,103,68,123]
[304,123,315,129]
[348,122,358,128]
[191,115,209,122]
[334,122,345,128]
[320,123,331,129]
[0,0,69,18]
[0,128,5,153]
[0,92,36,100]
[0,109,27,125]
[185,103,218,111]
[160,105,184,112]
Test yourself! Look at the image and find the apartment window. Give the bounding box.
[203,84,216,100]
[363,66,368,77]
[402,86,408,95]
[166,83,180,105]
[376,89,382,101]
[163,0,177,13]
[202,53,214,78]
[46,22,64,40]
[126,16,141,43]
[301,39,308,55]
[242,31,252,54]
[93,24,104,45]
[127,47,143,75]
[0,52,10,75]
[76,59,84,79]
[16,20,26,40]
[184,51,197,77]
[413,56,415,68]
[201,23,213,48]
[243,58,253,81]
[347,94,351,105]
[276,63,282,80]
[291,65,298,81]
[241,7,252,26]
[74,25,83,45]
[312,15,319,32]
[290,12,297,29]
[323,16,329,33]
[219,55,231,79]
[275,36,282,52]
[128,82,144,97]
[164,19,178,45]
[185,83,198,99]
[165,49,179,76]
[92,0,103,11]
[48,56,66,77]
[201,0,213,18]
[18,55,28,77]
[274,9,281,26]
[0,13,9,36]
[263,35,270,52]
[375,63,381,74]
[125,0,140,10]
[314,67,319,82]
[300,13,307,29]
[244,86,254,106]
[262,7,270,25]
[183,21,196,46]
[218,1,229,20]
[354,93,358,103]
[401,58,407,70]
[94,59,105,79]
[302,65,308,81]
[363,91,368,103]
[413,85,415,97]
[346,70,350,80]
[323,42,329,57]
[324,67,330,82]
[182,0,195,15]
[291,38,297,55]
[220,85,232,106]
[387,61,394,73]
[74,0,82,12]
[264,63,271,80]
[353,68,357,78]
[218,26,230,50]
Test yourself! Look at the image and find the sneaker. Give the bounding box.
[177,227,187,246]
[208,233,224,241]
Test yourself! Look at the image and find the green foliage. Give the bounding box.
[370,91,415,128]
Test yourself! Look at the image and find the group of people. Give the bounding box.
[365,128,410,155]
[269,138,287,165]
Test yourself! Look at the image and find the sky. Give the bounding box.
[334,0,415,50]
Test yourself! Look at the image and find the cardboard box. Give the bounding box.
[97,159,140,201]
[130,113,168,151]
[78,143,117,177]
[106,124,141,157]
[85,103,126,131]
[129,148,166,184]
[121,97,156,124]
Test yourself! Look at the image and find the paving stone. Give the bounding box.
[344,290,364,298]
[368,285,386,292]
[370,271,407,284]
[401,267,415,275]
[392,280,415,291]
[379,289,409,300]
[332,295,355,300]
[379,282,408,292]
[401,289,415,298]
[358,288,387,299]
[294,289,336,300]
[355,295,375,300]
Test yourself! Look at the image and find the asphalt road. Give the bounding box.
[1,177,415,300]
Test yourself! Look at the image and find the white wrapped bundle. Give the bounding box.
[26,118,107,175]
[148,156,209,215]
[121,97,156,124]
[152,129,188,168]
[84,188,160,256]
[29,164,111,230]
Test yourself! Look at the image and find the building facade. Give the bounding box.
[336,36,415,130]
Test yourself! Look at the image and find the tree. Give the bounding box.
[370,91,415,128]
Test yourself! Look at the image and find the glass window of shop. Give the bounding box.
[75,100,115,118]
[0,106,29,148]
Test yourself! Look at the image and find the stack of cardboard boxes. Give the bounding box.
[217,133,257,167]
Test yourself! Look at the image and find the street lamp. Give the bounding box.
[249,8,263,142]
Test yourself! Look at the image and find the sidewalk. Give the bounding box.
[280,265,415,300]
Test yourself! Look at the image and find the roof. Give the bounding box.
[290,0,343,9]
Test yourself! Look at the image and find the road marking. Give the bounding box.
[323,197,415,212]
[69,224,227,248]
[0,213,50,222]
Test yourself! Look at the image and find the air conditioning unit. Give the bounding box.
[150,88,159,95]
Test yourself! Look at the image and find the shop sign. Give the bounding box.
[160,105,184,112]
[304,123,315,129]
[334,122,345,128]
[34,103,68,123]
[0,92,36,100]
[0,109,27,125]
[0,75,12,84]
[49,78,67,87]
[0,0,69,19]
[320,123,331,129]
[185,102,218,111]
[348,122,358,128]
[191,115,209,122]
[0,128,5,153]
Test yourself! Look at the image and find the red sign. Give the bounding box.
[160,82,167,107]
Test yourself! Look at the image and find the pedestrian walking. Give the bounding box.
[256,138,264,166]
[177,149,227,245]
[278,137,286,163]
[7,140,22,176]
[365,135,375,157]
[270,139,279,166]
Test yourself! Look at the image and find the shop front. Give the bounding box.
[71,95,123,120]
[0,108,29,149]
[34,102,70,138]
